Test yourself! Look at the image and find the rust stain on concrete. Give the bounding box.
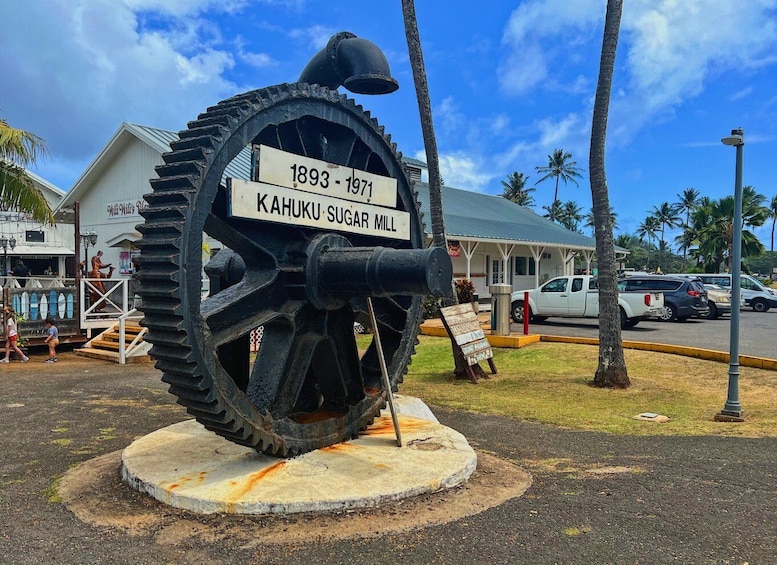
[225,461,288,504]
[362,416,428,436]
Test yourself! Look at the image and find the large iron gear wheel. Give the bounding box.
[136,83,425,457]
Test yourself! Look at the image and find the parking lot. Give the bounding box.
[515,308,777,360]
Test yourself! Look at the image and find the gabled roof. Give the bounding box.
[24,169,65,208]
[415,183,597,250]
[55,122,251,214]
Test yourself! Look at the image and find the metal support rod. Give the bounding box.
[367,296,402,447]
[717,128,746,421]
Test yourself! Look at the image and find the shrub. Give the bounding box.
[454,278,476,303]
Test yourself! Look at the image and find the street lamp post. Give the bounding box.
[80,231,98,275]
[0,235,17,276]
[716,127,746,422]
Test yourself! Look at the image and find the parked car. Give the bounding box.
[691,273,777,313]
[699,283,733,319]
[618,275,709,321]
[510,275,664,329]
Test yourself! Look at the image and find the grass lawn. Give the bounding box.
[383,335,777,438]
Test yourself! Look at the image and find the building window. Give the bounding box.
[514,257,536,276]
[26,230,45,243]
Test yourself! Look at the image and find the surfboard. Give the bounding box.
[30,293,39,321]
[12,294,21,313]
[50,290,58,317]
[57,293,66,318]
[66,293,74,318]
[21,292,29,319]
[39,294,48,320]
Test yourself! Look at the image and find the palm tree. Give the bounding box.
[500,171,535,207]
[402,1,486,381]
[675,187,699,271]
[741,186,769,228]
[770,194,777,280]
[637,216,660,270]
[536,149,584,222]
[584,206,618,235]
[589,0,627,388]
[0,118,55,224]
[652,202,681,269]
[696,196,765,272]
[556,200,584,232]
[541,200,562,223]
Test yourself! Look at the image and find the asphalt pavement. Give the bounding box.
[517,308,777,360]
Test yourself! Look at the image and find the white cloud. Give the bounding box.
[498,0,600,95]
[417,151,493,193]
[240,51,277,68]
[730,87,753,102]
[497,0,777,149]
[288,25,336,50]
[0,0,240,171]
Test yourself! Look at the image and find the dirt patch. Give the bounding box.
[60,449,531,546]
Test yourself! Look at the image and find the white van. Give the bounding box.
[685,274,777,312]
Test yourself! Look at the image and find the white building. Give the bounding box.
[1,169,73,276]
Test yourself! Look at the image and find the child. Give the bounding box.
[44,317,59,363]
[1,307,29,363]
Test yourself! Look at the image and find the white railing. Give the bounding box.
[80,276,131,326]
[117,307,147,365]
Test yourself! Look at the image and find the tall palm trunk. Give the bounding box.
[401,0,448,275]
[552,177,560,222]
[402,1,485,381]
[590,0,629,388]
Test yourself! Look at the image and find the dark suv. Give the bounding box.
[617,275,709,321]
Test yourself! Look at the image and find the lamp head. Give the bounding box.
[9,237,16,250]
[0,236,7,249]
[721,127,744,146]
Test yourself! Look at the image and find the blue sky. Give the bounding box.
[2,0,777,247]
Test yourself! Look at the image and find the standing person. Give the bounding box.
[12,260,30,286]
[1,307,29,363]
[44,317,59,363]
[88,250,113,311]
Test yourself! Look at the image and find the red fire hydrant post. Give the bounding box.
[523,291,530,335]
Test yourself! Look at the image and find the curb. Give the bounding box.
[419,320,777,372]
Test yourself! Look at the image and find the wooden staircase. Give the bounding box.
[76,320,152,364]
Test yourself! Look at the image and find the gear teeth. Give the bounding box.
[138,82,423,458]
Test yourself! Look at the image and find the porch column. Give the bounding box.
[560,247,577,276]
[582,250,595,275]
[529,245,545,288]
[497,243,515,285]
[462,240,480,280]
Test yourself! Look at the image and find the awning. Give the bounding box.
[104,232,141,247]
[7,245,74,257]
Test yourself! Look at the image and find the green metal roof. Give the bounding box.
[415,183,597,249]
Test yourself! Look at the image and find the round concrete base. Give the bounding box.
[121,398,476,515]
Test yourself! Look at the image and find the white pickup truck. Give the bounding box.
[510,275,664,329]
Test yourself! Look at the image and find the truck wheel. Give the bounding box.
[511,301,526,323]
[620,308,627,329]
[751,298,770,313]
[625,319,640,328]
[704,302,718,319]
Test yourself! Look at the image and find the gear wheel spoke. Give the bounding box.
[138,83,424,457]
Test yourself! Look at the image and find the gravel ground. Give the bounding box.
[1,351,775,564]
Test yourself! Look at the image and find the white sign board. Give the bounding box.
[256,145,398,208]
[229,179,410,240]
